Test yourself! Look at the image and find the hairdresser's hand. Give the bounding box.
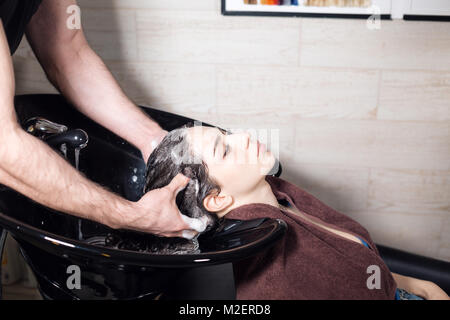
[121,173,207,239]
[141,128,168,164]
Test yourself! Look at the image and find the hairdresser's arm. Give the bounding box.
[0,23,202,238]
[25,0,166,162]
[391,272,449,300]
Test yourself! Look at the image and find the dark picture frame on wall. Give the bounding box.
[221,0,391,19]
[221,0,450,21]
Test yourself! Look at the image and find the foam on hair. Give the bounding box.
[143,123,221,253]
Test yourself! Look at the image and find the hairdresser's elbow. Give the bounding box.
[0,123,26,171]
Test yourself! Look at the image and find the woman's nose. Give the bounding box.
[228,132,251,149]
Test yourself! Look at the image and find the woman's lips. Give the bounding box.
[257,141,266,156]
[260,142,266,154]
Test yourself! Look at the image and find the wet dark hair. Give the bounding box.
[144,122,221,232]
[83,123,222,255]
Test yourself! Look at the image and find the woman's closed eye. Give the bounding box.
[223,144,230,158]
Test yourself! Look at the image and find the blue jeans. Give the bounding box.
[396,288,424,300]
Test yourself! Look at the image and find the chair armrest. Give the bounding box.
[376,244,450,295]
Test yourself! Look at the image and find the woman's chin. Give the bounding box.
[259,152,277,175]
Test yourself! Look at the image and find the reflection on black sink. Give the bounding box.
[0,94,286,300]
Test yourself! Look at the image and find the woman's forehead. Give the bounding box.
[187,126,219,154]
[187,126,218,142]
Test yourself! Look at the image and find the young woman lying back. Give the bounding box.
[144,123,449,300]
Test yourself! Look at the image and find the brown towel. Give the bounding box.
[226,176,397,300]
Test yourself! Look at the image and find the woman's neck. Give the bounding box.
[218,179,280,218]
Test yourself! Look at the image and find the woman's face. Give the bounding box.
[186,126,276,198]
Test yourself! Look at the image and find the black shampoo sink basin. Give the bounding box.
[0,94,286,300]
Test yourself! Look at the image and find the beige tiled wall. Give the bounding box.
[12,1,450,262]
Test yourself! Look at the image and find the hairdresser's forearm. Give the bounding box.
[43,44,161,161]
[0,125,131,228]
[26,0,164,160]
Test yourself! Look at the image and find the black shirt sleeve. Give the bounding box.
[0,0,42,55]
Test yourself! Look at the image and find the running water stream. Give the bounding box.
[74,147,83,241]
[75,147,81,172]
[60,143,67,159]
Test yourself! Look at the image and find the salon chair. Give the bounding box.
[0,94,449,299]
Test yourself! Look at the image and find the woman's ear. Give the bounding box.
[203,193,233,213]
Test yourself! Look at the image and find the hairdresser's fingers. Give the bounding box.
[162,215,208,238]
[181,214,207,233]
[181,230,199,240]
[159,230,199,240]
[165,173,190,197]
[156,216,205,238]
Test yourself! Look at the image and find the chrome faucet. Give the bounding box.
[25,117,68,139]
[45,128,89,150]
[24,117,88,150]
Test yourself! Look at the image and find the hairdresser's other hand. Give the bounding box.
[120,173,207,239]
[141,128,169,164]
